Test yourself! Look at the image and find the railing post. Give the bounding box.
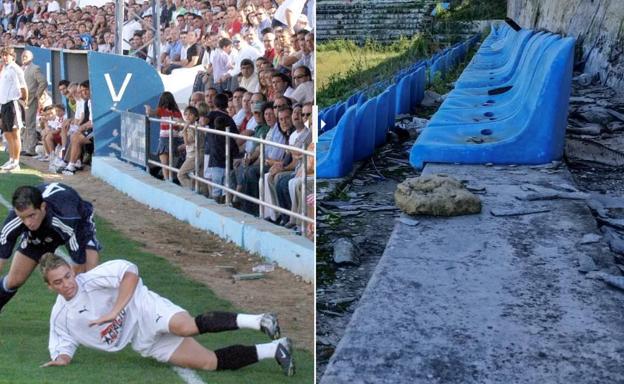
[194,123,198,192]
[225,125,231,205]
[301,153,307,235]
[168,117,173,182]
[259,142,264,218]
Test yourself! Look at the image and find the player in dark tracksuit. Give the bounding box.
[0,183,101,313]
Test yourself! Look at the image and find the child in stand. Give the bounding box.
[145,91,183,181]
[39,104,65,163]
[178,105,207,192]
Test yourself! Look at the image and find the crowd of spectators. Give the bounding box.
[2,0,315,238]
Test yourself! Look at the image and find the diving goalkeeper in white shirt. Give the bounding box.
[39,253,295,376]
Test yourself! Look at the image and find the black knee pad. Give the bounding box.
[194,311,238,333]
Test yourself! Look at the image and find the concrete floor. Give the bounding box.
[321,163,624,384]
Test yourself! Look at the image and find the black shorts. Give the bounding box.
[18,235,102,264]
[0,100,25,134]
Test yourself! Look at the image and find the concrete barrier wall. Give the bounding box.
[93,157,314,282]
[507,0,624,92]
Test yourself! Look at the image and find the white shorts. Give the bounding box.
[131,289,186,362]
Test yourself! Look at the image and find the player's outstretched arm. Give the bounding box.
[41,354,72,368]
[88,271,139,327]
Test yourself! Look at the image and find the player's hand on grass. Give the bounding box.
[88,311,118,327]
[41,355,71,367]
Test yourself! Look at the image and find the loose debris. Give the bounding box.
[232,273,265,281]
[578,254,598,273]
[490,207,551,217]
[579,233,602,244]
[587,271,624,291]
[396,216,420,226]
[333,238,360,266]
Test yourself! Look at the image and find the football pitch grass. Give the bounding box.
[0,155,313,383]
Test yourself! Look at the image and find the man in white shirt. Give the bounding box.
[40,254,295,376]
[238,58,260,93]
[232,87,247,127]
[285,65,313,105]
[0,47,28,172]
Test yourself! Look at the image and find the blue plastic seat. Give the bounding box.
[374,91,389,147]
[317,105,358,178]
[395,75,412,115]
[409,36,575,170]
[353,98,377,162]
[442,33,561,110]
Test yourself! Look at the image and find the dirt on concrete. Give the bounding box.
[316,137,420,378]
[20,158,314,352]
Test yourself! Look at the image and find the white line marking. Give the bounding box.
[0,194,11,210]
[172,367,207,384]
[0,190,207,384]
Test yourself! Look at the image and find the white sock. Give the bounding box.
[236,314,262,330]
[255,340,278,360]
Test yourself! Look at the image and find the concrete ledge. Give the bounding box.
[92,157,313,282]
[322,164,624,383]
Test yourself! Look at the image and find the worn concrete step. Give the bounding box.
[321,164,624,383]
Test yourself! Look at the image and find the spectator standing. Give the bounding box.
[205,93,239,203]
[211,38,233,92]
[20,49,46,156]
[178,105,204,191]
[0,47,27,172]
[145,91,183,181]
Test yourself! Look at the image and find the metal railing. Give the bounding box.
[116,109,315,235]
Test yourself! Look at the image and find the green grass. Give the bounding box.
[0,153,313,383]
[317,35,433,108]
[317,47,402,90]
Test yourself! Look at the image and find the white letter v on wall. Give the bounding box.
[104,73,133,102]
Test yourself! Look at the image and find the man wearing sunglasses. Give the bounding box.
[285,65,313,105]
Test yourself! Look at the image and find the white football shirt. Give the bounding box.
[48,260,146,360]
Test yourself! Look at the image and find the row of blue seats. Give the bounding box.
[409,23,575,169]
[317,35,480,179]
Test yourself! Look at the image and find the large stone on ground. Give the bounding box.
[395,174,481,216]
